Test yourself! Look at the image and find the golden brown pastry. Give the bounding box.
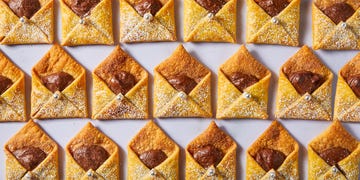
[275,45,333,120]
[308,120,360,179]
[153,44,212,118]
[217,45,271,119]
[247,120,299,179]
[186,121,236,179]
[183,0,237,42]
[31,44,88,119]
[92,45,149,119]
[4,120,59,179]
[312,0,360,50]
[127,120,179,179]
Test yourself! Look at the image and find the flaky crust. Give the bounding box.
[275,46,333,120]
[153,45,212,118]
[4,120,58,179]
[217,45,271,119]
[31,44,88,119]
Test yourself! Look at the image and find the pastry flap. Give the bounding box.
[320,22,360,50]
[92,74,116,116]
[141,169,166,180]
[31,0,53,36]
[119,0,143,40]
[200,166,224,179]
[0,98,23,120]
[246,0,270,37]
[336,101,360,121]
[155,0,175,33]
[60,0,80,38]
[260,169,285,180]
[81,170,105,180]
[184,0,208,36]
[87,0,113,38]
[319,166,347,180]
[0,1,20,40]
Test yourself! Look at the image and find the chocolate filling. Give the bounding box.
[346,74,360,98]
[192,145,224,168]
[134,0,163,16]
[0,75,13,95]
[254,0,289,17]
[228,72,259,92]
[195,0,226,14]
[8,0,41,19]
[139,149,167,169]
[68,0,100,17]
[107,71,137,95]
[321,3,355,24]
[72,145,110,171]
[288,70,324,95]
[12,146,47,171]
[168,74,197,94]
[41,72,75,93]
[318,147,351,166]
[254,148,286,171]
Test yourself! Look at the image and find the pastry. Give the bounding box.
[183,0,236,42]
[216,45,271,119]
[127,120,179,179]
[308,120,360,179]
[246,0,300,46]
[186,121,236,179]
[119,0,176,42]
[66,122,119,179]
[31,44,88,119]
[312,0,360,50]
[334,52,360,122]
[246,120,299,179]
[275,45,333,120]
[0,51,26,121]
[92,45,149,119]
[153,44,212,118]
[60,0,113,46]
[0,0,54,44]
[4,120,58,179]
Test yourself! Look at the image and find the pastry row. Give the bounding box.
[0,0,359,49]
[4,119,360,179]
[1,44,360,122]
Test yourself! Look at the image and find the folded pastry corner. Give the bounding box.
[246,120,299,179]
[275,45,333,120]
[127,120,179,179]
[154,44,212,118]
[217,45,271,119]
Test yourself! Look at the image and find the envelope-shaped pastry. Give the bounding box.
[312,0,360,50]
[246,120,299,180]
[216,45,271,119]
[128,120,179,179]
[334,53,360,122]
[92,46,149,119]
[31,44,88,119]
[308,120,360,179]
[60,0,113,46]
[154,44,212,118]
[0,51,26,122]
[186,121,236,179]
[119,0,176,43]
[66,122,119,179]
[246,0,300,46]
[183,0,236,42]
[275,45,333,120]
[4,120,58,179]
[0,0,54,44]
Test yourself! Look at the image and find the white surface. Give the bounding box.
[0,0,360,179]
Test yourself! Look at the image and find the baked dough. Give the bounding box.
[246,120,299,180]
[0,51,26,121]
[183,0,236,42]
[308,120,360,179]
[0,0,54,44]
[120,0,176,42]
[153,44,212,118]
[31,44,88,119]
[246,0,300,46]
[4,120,59,179]
[127,120,179,179]
[216,45,271,119]
[66,122,119,180]
[186,121,236,179]
[312,0,360,50]
[275,45,333,120]
[60,0,113,46]
[92,45,149,119]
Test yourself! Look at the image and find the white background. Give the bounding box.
[0,0,360,179]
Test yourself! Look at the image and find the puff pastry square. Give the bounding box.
[127,120,179,179]
[186,121,236,179]
[66,122,119,179]
[4,120,59,179]
[275,45,333,120]
[308,120,360,179]
[246,120,299,180]
[312,0,360,50]
[183,0,236,42]
[153,44,212,118]
[216,45,271,119]
[0,51,26,121]
[92,46,149,119]
[31,44,88,119]
[246,0,300,46]
[120,0,176,43]
[60,0,113,46]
